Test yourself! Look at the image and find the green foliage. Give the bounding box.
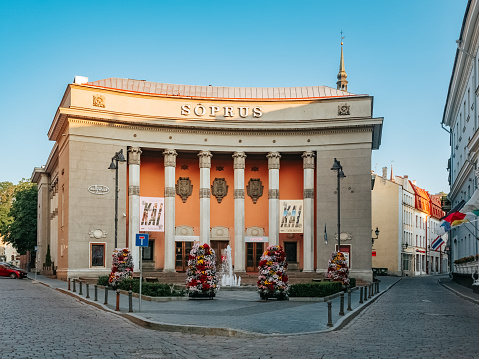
[117,278,185,297]
[45,244,52,267]
[97,276,109,286]
[0,181,15,237]
[288,281,343,297]
[2,180,38,254]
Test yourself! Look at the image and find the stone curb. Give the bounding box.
[31,277,402,337]
[438,280,479,305]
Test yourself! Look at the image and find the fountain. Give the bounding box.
[220,245,241,287]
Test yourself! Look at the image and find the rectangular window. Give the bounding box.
[91,243,105,267]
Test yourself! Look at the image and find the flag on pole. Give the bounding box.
[443,211,466,224]
[439,220,451,233]
[431,236,445,251]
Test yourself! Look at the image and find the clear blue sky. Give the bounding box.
[0,0,467,194]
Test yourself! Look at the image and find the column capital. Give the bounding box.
[163,149,178,167]
[128,147,142,165]
[302,151,315,169]
[267,152,281,169]
[233,152,247,169]
[198,150,213,168]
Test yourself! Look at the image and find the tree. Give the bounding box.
[0,181,15,237]
[3,180,37,254]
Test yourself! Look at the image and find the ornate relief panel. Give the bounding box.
[211,178,229,203]
[246,178,264,204]
[176,177,193,203]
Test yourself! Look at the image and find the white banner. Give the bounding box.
[140,197,164,232]
[279,200,303,233]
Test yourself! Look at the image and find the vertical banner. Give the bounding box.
[140,197,164,232]
[279,200,303,233]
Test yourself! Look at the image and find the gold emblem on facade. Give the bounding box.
[93,94,105,108]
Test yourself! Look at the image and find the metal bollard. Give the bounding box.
[104,286,109,305]
[347,289,352,311]
[86,283,90,298]
[79,281,83,296]
[68,278,71,291]
[376,281,380,294]
[327,300,333,327]
[128,290,133,313]
[339,292,345,316]
[115,290,120,311]
[94,285,98,301]
[359,287,363,304]
[364,286,368,301]
[368,284,372,298]
[72,279,76,292]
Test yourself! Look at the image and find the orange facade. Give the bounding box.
[126,151,310,271]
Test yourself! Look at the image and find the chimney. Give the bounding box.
[382,167,387,180]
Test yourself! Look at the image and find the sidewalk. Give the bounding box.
[438,276,479,305]
[30,274,400,337]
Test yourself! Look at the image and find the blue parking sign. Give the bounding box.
[136,233,149,247]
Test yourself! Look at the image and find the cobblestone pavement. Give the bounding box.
[1,275,478,358]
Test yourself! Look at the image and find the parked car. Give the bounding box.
[0,262,27,279]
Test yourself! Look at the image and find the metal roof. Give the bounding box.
[82,77,360,100]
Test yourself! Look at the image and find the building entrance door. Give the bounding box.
[246,242,264,272]
[175,241,193,272]
[211,240,229,272]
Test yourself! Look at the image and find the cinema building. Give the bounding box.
[32,59,383,282]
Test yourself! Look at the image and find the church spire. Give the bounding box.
[336,32,348,91]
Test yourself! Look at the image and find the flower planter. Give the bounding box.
[188,292,215,299]
[186,243,218,299]
[257,245,289,300]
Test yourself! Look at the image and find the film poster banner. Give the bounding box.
[140,197,164,232]
[279,200,303,233]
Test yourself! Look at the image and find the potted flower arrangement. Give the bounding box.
[186,243,218,298]
[108,248,134,288]
[257,245,289,300]
[326,251,349,286]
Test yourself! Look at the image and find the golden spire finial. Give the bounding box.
[337,30,348,91]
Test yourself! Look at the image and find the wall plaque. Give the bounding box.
[246,178,264,204]
[211,178,228,203]
[176,177,193,203]
[88,185,110,195]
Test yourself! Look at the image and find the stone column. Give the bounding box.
[163,149,177,272]
[128,147,142,272]
[198,150,213,244]
[233,152,247,272]
[267,152,281,245]
[302,151,315,272]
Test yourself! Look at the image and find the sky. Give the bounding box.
[0,0,468,194]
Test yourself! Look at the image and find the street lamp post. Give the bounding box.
[371,227,380,246]
[331,158,346,251]
[108,149,126,249]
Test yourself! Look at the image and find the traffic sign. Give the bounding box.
[136,233,149,247]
